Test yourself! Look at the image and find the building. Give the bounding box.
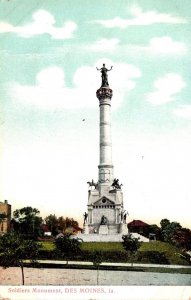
[41,223,52,236]
[128,220,150,234]
[0,200,11,234]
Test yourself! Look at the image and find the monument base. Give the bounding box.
[119,223,128,234]
[74,232,149,242]
[99,225,109,235]
[83,224,89,234]
[75,233,124,242]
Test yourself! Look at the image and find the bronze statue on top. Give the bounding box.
[96,64,113,87]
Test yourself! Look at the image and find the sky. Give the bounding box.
[0,0,191,228]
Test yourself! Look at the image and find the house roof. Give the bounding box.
[41,224,50,232]
[128,220,149,227]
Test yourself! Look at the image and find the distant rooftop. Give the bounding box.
[128,220,149,227]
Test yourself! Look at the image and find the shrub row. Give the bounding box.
[136,251,169,264]
[37,249,171,264]
[76,250,129,262]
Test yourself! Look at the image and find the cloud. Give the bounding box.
[95,4,187,28]
[85,36,187,57]
[148,36,187,54]
[10,60,141,110]
[147,73,186,105]
[0,10,77,39]
[86,38,120,52]
[0,22,15,32]
[36,67,65,88]
[173,105,191,119]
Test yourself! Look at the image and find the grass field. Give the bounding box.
[81,242,124,252]
[39,241,55,251]
[40,240,189,265]
[140,241,187,265]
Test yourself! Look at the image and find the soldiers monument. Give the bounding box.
[79,64,128,242]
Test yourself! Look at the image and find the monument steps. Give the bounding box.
[74,232,149,242]
[130,232,149,242]
[74,233,124,242]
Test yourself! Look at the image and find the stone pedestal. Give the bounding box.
[99,225,109,235]
[83,223,89,234]
[119,223,128,235]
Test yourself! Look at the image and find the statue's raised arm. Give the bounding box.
[96,63,113,87]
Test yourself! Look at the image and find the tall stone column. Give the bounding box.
[96,87,113,187]
[82,64,127,238]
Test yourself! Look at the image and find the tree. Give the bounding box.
[149,224,162,240]
[91,250,103,285]
[160,219,191,250]
[0,233,41,285]
[161,221,182,243]
[160,219,170,231]
[44,214,59,236]
[122,234,141,266]
[65,217,79,229]
[171,227,191,250]
[44,215,79,236]
[54,233,81,264]
[58,217,79,233]
[12,207,43,237]
[57,216,67,232]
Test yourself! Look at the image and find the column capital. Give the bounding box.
[96,87,113,100]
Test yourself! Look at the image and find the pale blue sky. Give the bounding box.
[0,0,191,227]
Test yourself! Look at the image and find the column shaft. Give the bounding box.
[96,88,113,186]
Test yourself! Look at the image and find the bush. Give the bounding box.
[75,250,129,262]
[36,248,169,264]
[54,234,82,263]
[137,251,169,264]
[38,249,56,260]
[122,234,141,254]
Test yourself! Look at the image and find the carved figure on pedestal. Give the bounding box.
[96,64,113,87]
[100,215,107,225]
[120,210,127,223]
[83,212,88,224]
[123,212,127,224]
[120,210,123,223]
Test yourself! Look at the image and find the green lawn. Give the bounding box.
[40,241,125,252]
[39,241,55,251]
[81,241,188,265]
[139,241,187,265]
[39,240,189,265]
[81,242,124,252]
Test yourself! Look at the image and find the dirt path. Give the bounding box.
[0,267,191,286]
